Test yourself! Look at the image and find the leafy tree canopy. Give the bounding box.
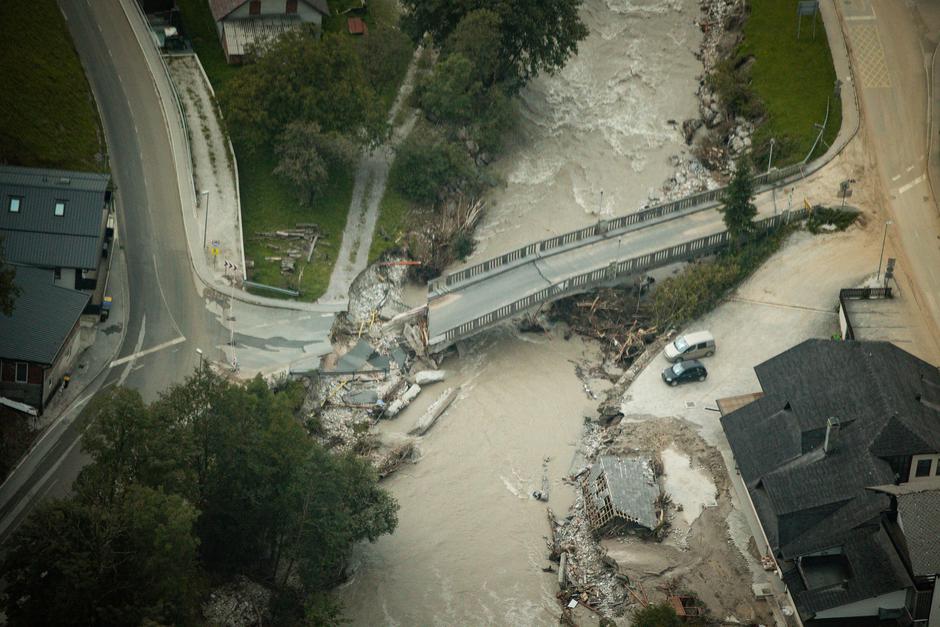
[390,127,479,204]
[401,0,588,87]
[274,122,357,205]
[631,603,682,627]
[220,30,383,154]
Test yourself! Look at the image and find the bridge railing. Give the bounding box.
[429,208,807,348]
[429,162,807,297]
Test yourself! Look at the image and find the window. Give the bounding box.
[54,200,66,216]
[286,0,298,13]
[8,196,21,213]
[249,0,261,15]
[54,268,61,280]
[15,362,28,383]
[915,459,932,477]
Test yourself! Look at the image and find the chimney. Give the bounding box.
[824,417,840,454]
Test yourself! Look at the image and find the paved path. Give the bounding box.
[322,48,421,303]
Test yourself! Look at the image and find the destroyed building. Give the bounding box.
[721,340,940,626]
[582,455,661,534]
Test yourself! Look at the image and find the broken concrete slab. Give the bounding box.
[414,370,446,385]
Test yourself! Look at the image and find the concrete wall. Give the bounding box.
[54,268,76,290]
[812,589,907,620]
[43,319,85,409]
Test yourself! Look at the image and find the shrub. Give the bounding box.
[390,127,478,205]
[631,603,682,627]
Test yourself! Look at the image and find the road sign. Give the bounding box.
[223,260,239,273]
[211,246,220,257]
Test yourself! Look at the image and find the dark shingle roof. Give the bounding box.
[896,488,940,576]
[721,340,940,619]
[0,266,89,365]
[0,166,110,270]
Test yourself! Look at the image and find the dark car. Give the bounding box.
[661,359,707,386]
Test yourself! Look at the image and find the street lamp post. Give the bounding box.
[196,348,204,369]
[876,220,893,281]
[200,190,210,248]
[767,138,775,174]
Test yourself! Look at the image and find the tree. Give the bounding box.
[220,30,382,154]
[357,25,414,109]
[0,235,19,316]
[274,122,357,205]
[720,157,757,242]
[631,603,682,627]
[390,127,478,204]
[400,0,588,87]
[2,483,201,626]
[443,10,503,87]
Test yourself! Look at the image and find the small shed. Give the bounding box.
[347,17,367,35]
[582,455,661,533]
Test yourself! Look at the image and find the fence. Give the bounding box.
[838,286,893,340]
[429,161,807,296]
[429,208,806,348]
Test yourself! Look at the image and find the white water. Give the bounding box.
[469,0,703,260]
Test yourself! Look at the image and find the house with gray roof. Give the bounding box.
[720,339,940,626]
[0,266,90,412]
[0,165,113,303]
[208,0,330,63]
[582,455,661,534]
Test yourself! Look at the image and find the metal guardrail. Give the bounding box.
[429,161,807,296]
[430,208,807,348]
[244,281,300,297]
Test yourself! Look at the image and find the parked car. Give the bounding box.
[662,360,708,386]
[664,331,716,362]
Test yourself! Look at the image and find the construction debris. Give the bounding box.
[582,455,662,535]
[414,370,446,385]
[409,386,460,436]
[377,441,419,479]
[385,384,421,418]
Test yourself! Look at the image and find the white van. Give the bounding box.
[664,331,716,362]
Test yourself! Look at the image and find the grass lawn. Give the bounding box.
[0,0,106,172]
[176,0,410,300]
[739,0,842,165]
[368,184,416,263]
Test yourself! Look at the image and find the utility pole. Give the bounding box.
[195,348,203,369]
[767,138,775,173]
[876,221,893,281]
[201,190,210,248]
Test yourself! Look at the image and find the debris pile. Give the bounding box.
[203,576,271,627]
[250,224,321,283]
[549,287,659,369]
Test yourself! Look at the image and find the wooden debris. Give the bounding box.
[377,442,416,479]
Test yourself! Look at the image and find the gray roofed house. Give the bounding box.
[582,455,660,532]
[0,266,90,412]
[0,165,113,299]
[720,339,940,626]
[207,0,330,64]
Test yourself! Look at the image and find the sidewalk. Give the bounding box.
[36,247,129,428]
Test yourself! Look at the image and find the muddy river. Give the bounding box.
[339,0,705,623]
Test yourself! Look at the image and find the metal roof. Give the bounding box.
[0,266,89,365]
[587,455,659,530]
[0,165,110,270]
[222,15,303,57]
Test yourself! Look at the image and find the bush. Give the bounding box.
[806,206,858,234]
[631,603,682,627]
[390,127,478,205]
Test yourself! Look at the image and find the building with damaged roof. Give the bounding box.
[582,455,661,533]
[720,339,940,626]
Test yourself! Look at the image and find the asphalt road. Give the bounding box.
[843,0,940,349]
[0,0,228,543]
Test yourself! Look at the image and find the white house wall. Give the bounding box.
[812,589,907,620]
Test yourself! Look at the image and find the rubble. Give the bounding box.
[414,370,446,385]
[203,576,271,627]
[409,386,460,436]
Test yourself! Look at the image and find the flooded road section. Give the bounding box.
[471,0,703,259]
[339,332,603,625]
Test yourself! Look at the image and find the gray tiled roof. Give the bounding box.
[721,340,940,619]
[0,165,110,270]
[897,489,940,576]
[0,266,89,364]
[209,0,329,22]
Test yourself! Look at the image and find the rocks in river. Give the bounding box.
[682,118,703,144]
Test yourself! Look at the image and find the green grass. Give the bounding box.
[368,184,416,263]
[739,0,842,165]
[0,0,106,172]
[241,153,354,298]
